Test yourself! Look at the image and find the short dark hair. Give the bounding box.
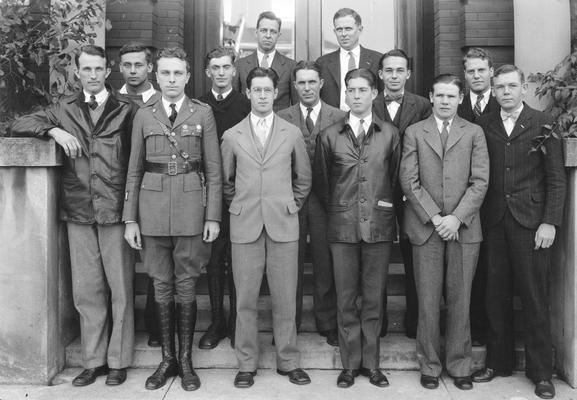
[76,45,108,68]
[256,11,282,31]
[205,47,236,68]
[344,68,377,90]
[493,64,525,83]
[379,49,411,71]
[246,67,279,89]
[462,47,493,69]
[57,53,72,62]
[156,47,190,72]
[292,60,322,81]
[430,73,464,94]
[333,8,362,26]
[119,42,153,64]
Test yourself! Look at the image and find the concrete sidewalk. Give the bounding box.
[0,369,575,400]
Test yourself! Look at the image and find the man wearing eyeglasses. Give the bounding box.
[234,11,297,111]
[221,67,312,388]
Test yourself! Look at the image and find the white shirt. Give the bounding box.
[434,115,453,134]
[250,111,274,141]
[339,45,361,111]
[83,88,109,107]
[469,88,491,113]
[299,101,321,125]
[348,113,372,138]
[384,90,404,120]
[212,87,233,100]
[502,103,524,136]
[257,50,276,68]
[119,83,156,103]
[161,96,185,117]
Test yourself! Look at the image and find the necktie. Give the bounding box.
[440,120,449,151]
[384,93,403,105]
[261,54,269,69]
[256,118,268,146]
[357,119,366,145]
[216,93,224,101]
[305,107,314,134]
[473,94,483,118]
[347,51,355,71]
[169,103,177,125]
[88,95,98,110]
[501,109,520,136]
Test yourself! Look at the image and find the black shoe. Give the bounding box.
[471,367,512,383]
[146,301,178,390]
[472,339,485,347]
[535,380,555,399]
[72,366,109,387]
[359,368,389,387]
[105,368,127,386]
[234,371,256,388]
[337,369,358,388]
[420,374,439,389]
[453,376,473,390]
[199,275,227,349]
[147,335,161,347]
[405,329,417,339]
[277,368,311,385]
[145,359,178,390]
[320,329,339,347]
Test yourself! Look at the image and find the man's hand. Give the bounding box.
[203,221,220,243]
[48,127,83,158]
[435,215,461,241]
[124,222,142,250]
[534,223,556,250]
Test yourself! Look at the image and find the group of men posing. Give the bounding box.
[12,7,566,400]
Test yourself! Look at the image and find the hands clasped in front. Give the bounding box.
[432,214,461,241]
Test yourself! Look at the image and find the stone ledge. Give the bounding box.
[0,137,63,167]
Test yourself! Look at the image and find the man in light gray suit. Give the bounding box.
[400,74,489,391]
[221,67,312,388]
[277,61,346,345]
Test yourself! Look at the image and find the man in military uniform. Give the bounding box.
[123,47,222,392]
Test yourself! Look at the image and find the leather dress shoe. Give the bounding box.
[453,376,473,390]
[234,371,256,388]
[472,339,485,347]
[105,368,127,386]
[420,374,439,389]
[471,367,512,383]
[277,368,311,385]
[535,380,555,399]
[320,329,339,347]
[337,369,359,388]
[359,367,389,387]
[72,365,109,387]
[147,336,161,347]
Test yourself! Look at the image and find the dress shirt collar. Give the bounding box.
[299,101,321,123]
[161,96,185,116]
[340,45,360,61]
[119,83,156,103]
[257,49,276,67]
[469,88,491,108]
[83,88,108,106]
[348,112,372,137]
[500,103,524,120]
[434,115,454,133]
[212,87,233,100]
[250,111,274,130]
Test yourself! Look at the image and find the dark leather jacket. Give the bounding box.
[314,114,401,243]
[11,88,136,224]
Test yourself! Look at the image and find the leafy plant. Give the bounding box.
[0,0,106,135]
[529,44,577,154]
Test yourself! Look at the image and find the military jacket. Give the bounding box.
[123,96,222,236]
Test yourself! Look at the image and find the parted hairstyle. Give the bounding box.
[493,64,525,83]
[430,73,464,94]
[205,47,237,68]
[292,60,322,81]
[333,8,362,26]
[156,47,190,72]
[119,42,154,64]
[256,11,282,30]
[379,48,411,71]
[246,67,279,89]
[462,47,493,69]
[344,68,377,90]
[76,45,108,68]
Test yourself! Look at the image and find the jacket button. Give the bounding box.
[171,154,177,159]
[361,217,367,222]
[506,142,511,146]
[171,132,176,136]
[360,198,366,203]
[506,194,511,198]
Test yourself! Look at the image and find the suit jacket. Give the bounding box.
[372,91,432,138]
[123,96,222,236]
[221,114,312,244]
[316,46,383,109]
[477,104,566,230]
[276,101,346,163]
[314,113,400,243]
[234,51,297,111]
[457,92,500,124]
[400,115,489,245]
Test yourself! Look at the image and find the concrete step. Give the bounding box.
[65,331,528,371]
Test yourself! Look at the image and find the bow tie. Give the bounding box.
[384,93,403,105]
[501,109,521,122]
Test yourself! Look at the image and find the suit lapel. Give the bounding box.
[359,46,375,70]
[173,98,193,128]
[151,101,172,128]
[399,93,417,133]
[271,52,286,73]
[263,116,287,163]
[509,106,532,141]
[327,51,341,91]
[445,116,467,153]
[236,117,262,163]
[422,116,444,159]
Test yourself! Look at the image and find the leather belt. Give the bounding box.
[144,160,201,176]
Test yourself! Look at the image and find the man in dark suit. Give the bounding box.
[234,11,297,111]
[373,48,432,338]
[221,67,312,388]
[277,61,346,346]
[457,47,500,347]
[316,8,382,110]
[123,47,222,392]
[472,65,566,400]
[197,47,251,350]
[400,74,489,391]
[314,69,399,388]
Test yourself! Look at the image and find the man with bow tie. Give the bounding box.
[372,48,432,339]
[473,65,566,400]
